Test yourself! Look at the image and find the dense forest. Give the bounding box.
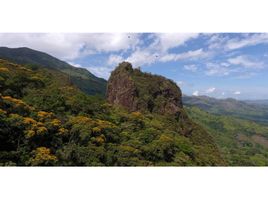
[0,47,268,166]
[0,58,225,166]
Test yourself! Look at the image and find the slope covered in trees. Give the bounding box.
[0,47,107,96]
[183,95,268,124]
[0,59,225,166]
[186,106,268,166]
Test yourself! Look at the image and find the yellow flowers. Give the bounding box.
[50,119,61,127]
[58,127,67,135]
[70,116,94,124]
[92,127,101,133]
[25,130,35,138]
[3,96,24,105]
[36,126,48,135]
[23,117,48,138]
[96,119,116,129]
[95,135,106,145]
[23,117,37,125]
[159,134,173,143]
[30,147,57,165]
[0,67,9,72]
[131,111,142,118]
[0,108,7,115]
[37,111,53,120]
[2,95,33,111]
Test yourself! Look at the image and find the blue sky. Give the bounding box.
[0,33,268,99]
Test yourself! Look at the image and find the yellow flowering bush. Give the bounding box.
[2,96,33,114]
[37,111,53,121]
[58,127,67,135]
[0,67,9,73]
[23,117,48,138]
[30,147,57,166]
[131,111,143,118]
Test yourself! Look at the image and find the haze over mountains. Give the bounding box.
[183,95,268,124]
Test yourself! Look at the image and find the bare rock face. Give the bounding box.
[107,62,183,115]
[107,62,138,111]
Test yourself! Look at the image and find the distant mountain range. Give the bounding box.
[183,95,268,124]
[0,47,107,96]
[244,99,268,106]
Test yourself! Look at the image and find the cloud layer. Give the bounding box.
[0,33,267,99]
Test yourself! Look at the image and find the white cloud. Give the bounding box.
[86,66,113,80]
[124,33,202,66]
[205,62,234,76]
[107,54,124,66]
[152,33,199,52]
[159,48,208,62]
[228,55,263,69]
[0,33,141,60]
[126,50,158,67]
[176,81,184,86]
[205,87,216,94]
[207,34,230,50]
[220,62,230,67]
[67,62,82,68]
[233,91,241,95]
[176,80,194,88]
[184,64,197,72]
[225,33,268,50]
[192,90,199,96]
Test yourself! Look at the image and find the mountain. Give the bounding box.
[245,99,268,106]
[0,59,225,166]
[2,52,267,166]
[107,62,183,115]
[107,62,225,165]
[186,106,268,166]
[0,47,107,96]
[183,95,268,124]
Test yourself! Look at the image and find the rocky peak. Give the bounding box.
[106,62,183,115]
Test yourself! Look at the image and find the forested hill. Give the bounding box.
[183,95,268,124]
[0,59,225,166]
[0,47,107,96]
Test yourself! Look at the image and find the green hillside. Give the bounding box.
[186,106,268,166]
[0,59,225,166]
[0,47,107,96]
[183,95,268,124]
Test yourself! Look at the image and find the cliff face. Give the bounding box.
[107,62,183,115]
[107,62,226,165]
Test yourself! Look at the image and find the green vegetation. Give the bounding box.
[0,59,225,166]
[2,55,267,166]
[186,106,268,166]
[183,95,268,124]
[0,47,107,96]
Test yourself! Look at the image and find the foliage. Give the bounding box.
[0,58,226,166]
[186,106,268,166]
[0,47,107,96]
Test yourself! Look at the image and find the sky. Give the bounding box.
[0,33,268,100]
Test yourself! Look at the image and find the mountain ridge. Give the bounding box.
[0,47,107,96]
[183,95,268,124]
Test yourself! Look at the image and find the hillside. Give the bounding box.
[183,95,268,124]
[107,62,225,165]
[0,47,107,96]
[245,99,268,106]
[186,106,268,166]
[0,59,225,166]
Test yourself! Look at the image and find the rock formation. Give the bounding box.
[107,62,183,116]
